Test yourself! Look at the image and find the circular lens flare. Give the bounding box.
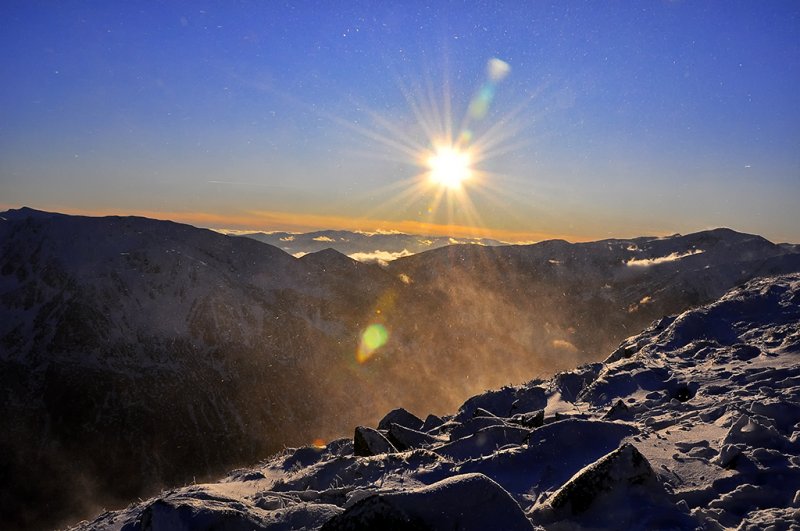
[427,145,472,190]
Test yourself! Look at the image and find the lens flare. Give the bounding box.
[356,323,389,363]
[487,57,511,82]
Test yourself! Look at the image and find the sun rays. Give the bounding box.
[324,57,531,241]
[257,54,555,244]
[335,58,524,365]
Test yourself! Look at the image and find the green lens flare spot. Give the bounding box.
[357,323,389,363]
[363,324,388,350]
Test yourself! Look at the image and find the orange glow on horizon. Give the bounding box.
[2,203,597,243]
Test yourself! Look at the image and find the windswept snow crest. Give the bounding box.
[73,274,800,530]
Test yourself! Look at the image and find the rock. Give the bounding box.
[603,399,631,420]
[546,443,659,515]
[533,443,698,529]
[321,496,429,531]
[667,380,698,402]
[386,423,440,451]
[455,385,546,421]
[722,415,793,451]
[283,446,327,469]
[325,437,354,457]
[509,409,545,428]
[552,364,601,401]
[321,473,533,531]
[435,425,531,460]
[749,399,800,434]
[353,426,397,457]
[377,408,424,431]
[510,389,547,415]
[136,495,265,531]
[420,414,444,432]
[448,415,506,441]
[731,344,761,361]
[715,443,743,468]
[472,407,499,418]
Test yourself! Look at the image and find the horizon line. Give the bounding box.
[0,204,596,243]
[2,203,783,245]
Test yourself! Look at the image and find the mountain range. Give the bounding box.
[1,207,799,529]
[238,230,503,263]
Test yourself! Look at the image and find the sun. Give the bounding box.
[426,145,473,190]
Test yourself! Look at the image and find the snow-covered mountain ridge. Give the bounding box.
[239,229,503,262]
[74,274,800,530]
[3,207,800,529]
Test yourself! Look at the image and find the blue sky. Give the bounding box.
[1,1,798,241]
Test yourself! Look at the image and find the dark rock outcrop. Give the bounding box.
[386,423,440,451]
[353,426,397,457]
[377,408,424,431]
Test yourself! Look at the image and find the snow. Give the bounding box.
[69,273,800,530]
[626,249,705,267]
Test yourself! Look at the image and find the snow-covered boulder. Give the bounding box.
[320,473,533,531]
[435,424,532,460]
[454,385,547,420]
[722,414,795,453]
[532,443,696,529]
[386,423,441,451]
[125,490,343,531]
[446,415,506,441]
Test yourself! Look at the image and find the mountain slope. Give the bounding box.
[73,273,800,530]
[2,208,800,529]
[0,208,400,530]
[385,227,800,378]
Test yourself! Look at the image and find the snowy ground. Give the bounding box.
[72,274,800,530]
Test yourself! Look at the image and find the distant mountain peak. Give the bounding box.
[690,226,758,238]
[299,247,378,274]
[299,247,353,263]
[1,206,63,220]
